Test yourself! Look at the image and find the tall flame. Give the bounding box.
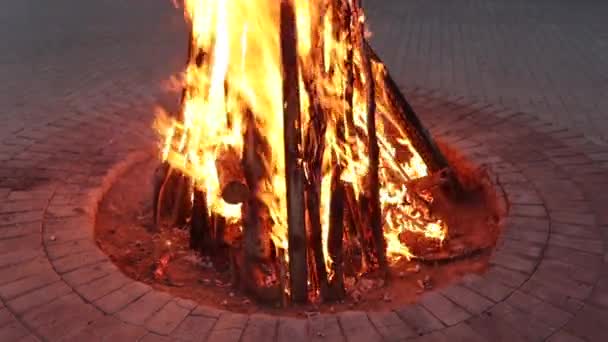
[157,0,446,266]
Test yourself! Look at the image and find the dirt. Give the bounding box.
[95,152,504,316]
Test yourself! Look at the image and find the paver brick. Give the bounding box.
[145,300,191,335]
[419,292,471,326]
[240,313,277,342]
[395,304,444,335]
[61,260,115,287]
[460,273,513,302]
[116,290,171,325]
[440,284,494,315]
[308,313,344,342]
[277,317,307,342]
[60,315,147,342]
[22,293,102,340]
[51,249,107,274]
[368,310,416,341]
[7,280,72,314]
[0,271,60,300]
[94,280,150,314]
[76,271,131,302]
[0,321,29,341]
[171,315,217,341]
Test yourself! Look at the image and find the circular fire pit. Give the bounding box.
[95,0,508,314]
[94,140,506,314]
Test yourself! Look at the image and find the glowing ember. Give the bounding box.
[156,0,447,291]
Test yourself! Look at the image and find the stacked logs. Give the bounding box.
[153,0,457,305]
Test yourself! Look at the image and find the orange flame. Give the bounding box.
[156,0,446,267]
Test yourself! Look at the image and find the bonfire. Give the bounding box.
[153,0,461,304]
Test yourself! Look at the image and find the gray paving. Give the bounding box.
[366,0,608,144]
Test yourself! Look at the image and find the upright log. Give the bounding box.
[358,1,388,276]
[190,188,210,253]
[280,0,308,303]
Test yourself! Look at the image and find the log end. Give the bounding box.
[221,181,250,204]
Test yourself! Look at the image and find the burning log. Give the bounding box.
[281,0,308,303]
[155,0,457,306]
[190,188,210,253]
[327,175,346,299]
[357,1,388,278]
[215,145,249,204]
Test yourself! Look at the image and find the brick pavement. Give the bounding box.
[365,0,608,145]
[1,1,608,341]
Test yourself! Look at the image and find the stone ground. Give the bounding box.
[1,0,608,341]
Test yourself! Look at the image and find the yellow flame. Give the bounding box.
[157,0,447,267]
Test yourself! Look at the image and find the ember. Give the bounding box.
[153,0,459,304]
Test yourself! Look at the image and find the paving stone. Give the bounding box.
[539,259,600,285]
[202,312,248,342]
[94,281,150,314]
[0,257,51,287]
[170,315,217,341]
[465,313,526,342]
[395,304,444,335]
[0,321,29,341]
[561,305,608,341]
[45,239,98,260]
[550,222,600,239]
[60,315,147,342]
[418,292,471,326]
[368,311,416,341]
[0,211,43,227]
[548,234,604,255]
[588,275,608,309]
[547,330,587,342]
[407,331,449,342]
[506,216,550,232]
[277,317,307,342]
[440,284,494,315]
[506,290,573,329]
[240,314,277,342]
[140,333,172,342]
[489,249,538,274]
[551,212,597,226]
[0,222,40,239]
[61,260,115,287]
[509,204,546,218]
[0,235,41,254]
[0,271,60,300]
[7,280,72,314]
[52,249,107,274]
[440,322,486,342]
[0,249,43,268]
[337,311,382,342]
[145,300,190,335]
[460,273,514,302]
[76,271,131,302]
[308,313,344,342]
[0,308,13,327]
[116,290,171,325]
[174,298,197,310]
[22,293,102,340]
[191,305,222,318]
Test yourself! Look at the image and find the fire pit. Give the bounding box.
[95,0,506,312]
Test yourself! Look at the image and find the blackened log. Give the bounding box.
[152,163,170,228]
[364,40,450,174]
[327,175,346,299]
[190,188,210,253]
[215,145,249,204]
[280,0,308,303]
[358,4,388,276]
[169,174,190,228]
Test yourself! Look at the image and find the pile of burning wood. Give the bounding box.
[153,0,458,305]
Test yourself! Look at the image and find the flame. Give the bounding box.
[157,0,446,268]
